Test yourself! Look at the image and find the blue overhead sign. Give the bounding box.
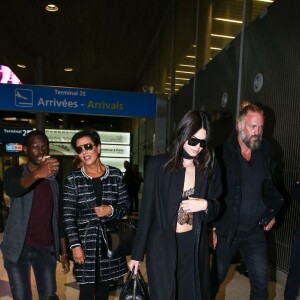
[0,83,156,118]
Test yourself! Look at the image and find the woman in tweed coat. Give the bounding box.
[63,129,130,300]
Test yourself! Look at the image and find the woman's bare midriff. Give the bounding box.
[176,222,192,233]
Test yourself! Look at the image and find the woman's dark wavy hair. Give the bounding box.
[165,110,215,175]
[71,128,101,150]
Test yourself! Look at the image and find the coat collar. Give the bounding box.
[81,165,109,180]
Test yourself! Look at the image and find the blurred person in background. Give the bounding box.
[73,155,83,169]
[132,164,143,212]
[123,160,134,214]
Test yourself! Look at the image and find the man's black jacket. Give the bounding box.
[215,131,284,246]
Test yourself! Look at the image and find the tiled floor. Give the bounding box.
[0,231,298,300]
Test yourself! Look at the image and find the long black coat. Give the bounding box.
[131,154,222,300]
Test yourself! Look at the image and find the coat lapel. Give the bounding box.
[166,168,185,223]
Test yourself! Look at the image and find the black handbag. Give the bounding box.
[120,269,149,300]
[101,218,137,259]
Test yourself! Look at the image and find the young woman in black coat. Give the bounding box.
[129,110,222,300]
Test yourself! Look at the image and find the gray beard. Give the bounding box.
[241,132,262,150]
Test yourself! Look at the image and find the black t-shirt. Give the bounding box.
[238,150,267,232]
[92,177,103,206]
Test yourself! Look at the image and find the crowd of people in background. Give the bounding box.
[123,160,143,214]
[0,103,299,300]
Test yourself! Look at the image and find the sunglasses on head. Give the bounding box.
[75,143,95,154]
[187,137,206,148]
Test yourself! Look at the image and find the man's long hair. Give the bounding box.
[165,110,215,175]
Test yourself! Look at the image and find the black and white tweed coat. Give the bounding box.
[63,165,130,283]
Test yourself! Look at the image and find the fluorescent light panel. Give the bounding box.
[178,64,194,68]
[256,0,273,2]
[165,82,184,86]
[211,33,235,39]
[214,17,242,24]
[175,70,194,74]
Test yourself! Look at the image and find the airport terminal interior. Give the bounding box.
[1,0,300,299]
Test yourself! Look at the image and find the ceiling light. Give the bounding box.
[45,4,59,12]
[58,119,63,122]
[64,67,73,72]
[80,120,85,123]
[3,117,17,121]
[174,77,190,81]
[165,82,184,86]
[166,88,179,92]
[186,55,196,59]
[178,64,194,68]
[210,47,222,51]
[17,64,26,69]
[211,33,235,39]
[175,70,194,74]
[167,76,190,81]
[256,0,273,2]
[214,18,242,24]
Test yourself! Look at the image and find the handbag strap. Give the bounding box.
[122,269,135,291]
[133,277,137,300]
[121,269,149,300]
[135,270,149,298]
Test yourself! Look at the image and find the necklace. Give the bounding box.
[84,163,105,178]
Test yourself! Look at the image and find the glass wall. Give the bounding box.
[136,0,275,99]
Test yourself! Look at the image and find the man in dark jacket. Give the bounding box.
[1,130,69,300]
[211,103,284,300]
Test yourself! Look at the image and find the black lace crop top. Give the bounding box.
[177,187,195,226]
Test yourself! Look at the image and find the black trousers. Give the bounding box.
[79,232,111,300]
[79,280,110,300]
[176,230,195,300]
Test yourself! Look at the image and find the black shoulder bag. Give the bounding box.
[120,269,149,300]
[101,218,137,258]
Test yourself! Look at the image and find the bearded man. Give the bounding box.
[211,102,284,300]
